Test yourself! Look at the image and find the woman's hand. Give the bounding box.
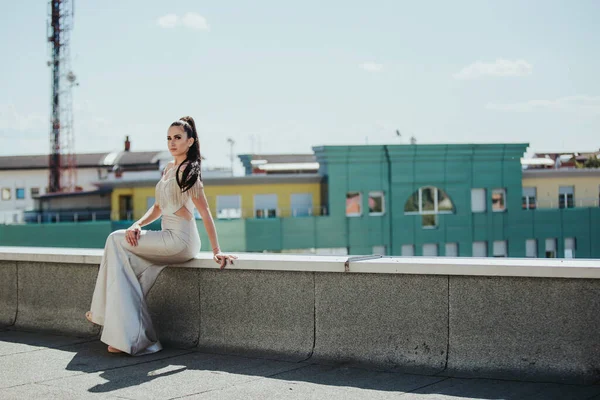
[213,252,238,269]
[125,223,141,246]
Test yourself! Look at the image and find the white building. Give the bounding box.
[0,149,173,224]
[1,144,233,224]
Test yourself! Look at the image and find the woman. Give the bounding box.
[85,116,237,356]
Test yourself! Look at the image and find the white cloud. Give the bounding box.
[359,62,383,73]
[486,95,600,114]
[182,12,210,31]
[157,14,178,29]
[454,59,532,80]
[157,13,210,31]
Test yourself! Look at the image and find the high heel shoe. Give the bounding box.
[107,345,123,354]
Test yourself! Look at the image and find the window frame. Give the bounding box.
[1,188,11,201]
[217,194,242,219]
[368,191,385,216]
[491,188,506,212]
[346,191,362,217]
[472,241,488,257]
[471,188,487,213]
[253,193,278,219]
[558,186,575,209]
[525,239,538,258]
[522,187,536,210]
[404,186,454,215]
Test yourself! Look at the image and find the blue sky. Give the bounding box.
[1,0,599,171]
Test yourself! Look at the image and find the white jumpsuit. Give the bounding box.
[88,167,203,355]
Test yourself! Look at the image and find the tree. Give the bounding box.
[583,156,600,168]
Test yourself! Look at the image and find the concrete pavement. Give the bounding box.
[1,329,599,400]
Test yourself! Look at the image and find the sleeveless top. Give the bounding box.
[155,164,204,215]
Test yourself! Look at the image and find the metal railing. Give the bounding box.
[525,197,599,210]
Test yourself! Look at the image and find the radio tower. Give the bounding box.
[47,0,77,193]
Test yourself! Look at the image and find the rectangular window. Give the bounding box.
[471,189,486,213]
[254,194,278,218]
[422,214,438,229]
[472,241,487,257]
[545,238,557,258]
[290,193,313,217]
[422,243,438,257]
[30,187,40,197]
[526,239,537,258]
[492,189,506,212]
[218,195,242,219]
[368,191,385,215]
[16,188,25,200]
[401,244,415,256]
[372,245,386,255]
[346,192,362,217]
[445,243,458,257]
[493,240,508,257]
[564,237,576,258]
[1,188,11,201]
[558,186,574,209]
[522,187,536,209]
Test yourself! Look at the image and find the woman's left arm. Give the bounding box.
[191,185,238,269]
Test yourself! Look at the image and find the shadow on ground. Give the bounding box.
[1,329,599,400]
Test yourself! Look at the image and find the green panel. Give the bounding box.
[315,216,347,248]
[245,219,282,252]
[590,209,600,258]
[349,245,374,256]
[365,216,388,246]
[200,219,246,253]
[281,218,317,249]
[0,222,113,248]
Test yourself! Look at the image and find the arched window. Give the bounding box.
[404,186,454,215]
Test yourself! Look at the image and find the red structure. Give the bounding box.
[48,0,77,192]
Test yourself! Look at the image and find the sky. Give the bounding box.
[1,0,599,174]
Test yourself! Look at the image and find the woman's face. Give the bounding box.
[167,126,194,158]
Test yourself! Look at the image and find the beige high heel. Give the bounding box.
[107,345,123,354]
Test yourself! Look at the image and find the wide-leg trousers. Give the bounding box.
[89,214,201,355]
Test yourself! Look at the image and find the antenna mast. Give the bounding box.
[48,0,77,193]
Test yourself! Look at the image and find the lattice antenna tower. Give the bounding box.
[47,0,78,193]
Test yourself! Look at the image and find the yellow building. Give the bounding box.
[107,174,324,221]
[522,169,600,209]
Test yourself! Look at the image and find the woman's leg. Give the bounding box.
[89,230,171,355]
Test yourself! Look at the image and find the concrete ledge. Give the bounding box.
[312,273,448,374]
[0,247,599,384]
[0,261,17,327]
[14,262,100,337]
[448,276,600,385]
[147,268,200,348]
[197,270,314,361]
[1,247,599,278]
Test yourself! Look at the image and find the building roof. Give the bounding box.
[94,173,324,189]
[37,189,112,199]
[0,151,166,171]
[522,168,600,178]
[238,154,319,175]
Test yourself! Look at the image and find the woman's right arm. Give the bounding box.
[125,204,161,246]
[134,203,162,228]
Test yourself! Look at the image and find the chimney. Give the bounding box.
[124,136,131,152]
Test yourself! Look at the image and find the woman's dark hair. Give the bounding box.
[170,116,202,193]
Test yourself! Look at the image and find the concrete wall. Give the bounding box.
[0,248,598,384]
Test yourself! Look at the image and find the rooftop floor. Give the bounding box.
[1,329,599,400]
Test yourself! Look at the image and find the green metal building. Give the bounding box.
[2,143,599,258]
